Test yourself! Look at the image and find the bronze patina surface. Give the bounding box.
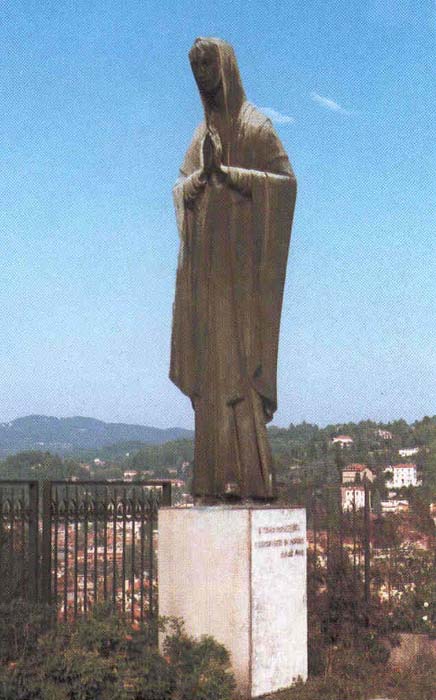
[170,38,297,501]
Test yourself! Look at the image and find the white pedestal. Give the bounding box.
[158,506,307,698]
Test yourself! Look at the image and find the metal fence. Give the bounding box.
[3,477,432,638]
[306,482,372,630]
[303,480,436,641]
[0,480,171,622]
[0,480,39,602]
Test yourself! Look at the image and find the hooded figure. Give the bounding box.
[170,38,297,501]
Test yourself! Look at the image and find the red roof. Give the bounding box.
[392,463,417,470]
[343,463,366,472]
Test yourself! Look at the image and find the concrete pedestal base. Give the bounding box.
[158,506,307,698]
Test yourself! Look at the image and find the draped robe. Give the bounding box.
[170,40,297,499]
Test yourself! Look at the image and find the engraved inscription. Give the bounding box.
[254,523,306,559]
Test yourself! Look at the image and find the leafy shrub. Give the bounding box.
[163,619,236,700]
[0,599,51,663]
[0,606,235,700]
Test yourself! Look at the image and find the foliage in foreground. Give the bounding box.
[301,536,435,700]
[267,649,436,700]
[0,604,235,700]
[0,599,435,700]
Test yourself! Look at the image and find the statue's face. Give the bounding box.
[189,43,221,95]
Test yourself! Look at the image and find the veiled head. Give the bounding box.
[189,39,221,95]
[189,37,246,115]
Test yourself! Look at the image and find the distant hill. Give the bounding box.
[0,415,193,457]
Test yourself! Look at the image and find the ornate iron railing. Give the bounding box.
[0,480,171,621]
[0,480,39,602]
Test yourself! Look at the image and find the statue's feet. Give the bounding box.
[193,494,276,507]
[240,496,278,507]
[194,495,222,506]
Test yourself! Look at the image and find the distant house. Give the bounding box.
[377,429,393,440]
[398,447,420,458]
[342,463,375,484]
[341,485,365,512]
[384,464,419,489]
[381,499,409,515]
[170,479,185,488]
[331,435,354,448]
[123,470,138,481]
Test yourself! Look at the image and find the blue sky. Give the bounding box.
[0,0,434,428]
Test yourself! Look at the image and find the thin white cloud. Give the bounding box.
[257,106,295,124]
[310,92,353,115]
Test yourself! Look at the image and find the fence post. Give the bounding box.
[40,481,52,605]
[28,481,39,602]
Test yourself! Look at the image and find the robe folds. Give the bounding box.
[170,41,297,499]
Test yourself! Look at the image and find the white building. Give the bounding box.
[378,429,392,440]
[332,435,354,448]
[342,464,375,484]
[169,479,185,488]
[385,464,419,489]
[341,485,365,512]
[398,447,420,458]
[123,470,139,481]
[381,499,409,515]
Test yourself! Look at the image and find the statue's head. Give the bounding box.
[189,38,221,96]
[188,38,246,114]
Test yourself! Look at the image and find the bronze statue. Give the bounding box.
[170,38,297,502]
